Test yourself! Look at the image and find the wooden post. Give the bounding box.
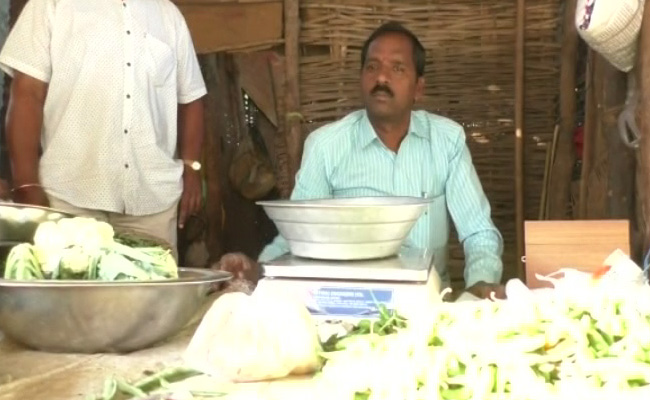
[269,54,293,199]
[602,65,631,218]
[604,65,636,256]
[283,0,302,191]
[578,50,598,218]
[547,0,578,219]
[637,0,650,255]
[198,54,224,263]
[515,0,525,279]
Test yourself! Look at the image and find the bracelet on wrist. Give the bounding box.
[11,183,42,193]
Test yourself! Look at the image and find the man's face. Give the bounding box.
[361,33,424,121]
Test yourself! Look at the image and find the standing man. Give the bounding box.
[0,0,206,256]
[219,21,506,299]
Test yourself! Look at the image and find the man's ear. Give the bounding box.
[414,76,425,102]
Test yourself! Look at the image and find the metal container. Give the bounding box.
[257,196,432,260]
[0,202,73,243]
[0,268,232,353]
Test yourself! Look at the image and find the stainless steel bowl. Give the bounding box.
[0,268,232,353]
[0,202,74,243]
[257,196,432,260]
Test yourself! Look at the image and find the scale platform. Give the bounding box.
[257,247,441,322]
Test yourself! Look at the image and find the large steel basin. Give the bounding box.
[0,268,232,353]
[257,196,432,260]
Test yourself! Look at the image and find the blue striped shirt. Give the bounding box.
[259,110,503,288]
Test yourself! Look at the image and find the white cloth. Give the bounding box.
[0,0,207,216]
[575,0,644,73]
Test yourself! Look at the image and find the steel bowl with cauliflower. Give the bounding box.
[0,216,233,353]
[3,217,178,281]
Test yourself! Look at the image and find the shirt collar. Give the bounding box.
[357,110,429,149]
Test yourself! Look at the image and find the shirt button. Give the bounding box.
[125,164,129,169]
[126,30,131,35]
[124,129,128,134]
[126,94,131,99]
[126,62,131,67]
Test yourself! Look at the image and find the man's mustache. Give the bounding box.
[371,85,394,97]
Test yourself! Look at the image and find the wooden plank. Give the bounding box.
[174,0,277,4]
[176,2,283,54]
[524,220,630,246]
[9,1,282,52]
[11,1,282,55]
[547,0,578,219]
[234,52,278,127]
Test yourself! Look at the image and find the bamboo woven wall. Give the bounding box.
[297,0,562,285]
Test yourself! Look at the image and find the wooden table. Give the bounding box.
[0,293,318,400]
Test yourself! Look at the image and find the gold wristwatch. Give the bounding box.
[182,159,202,171]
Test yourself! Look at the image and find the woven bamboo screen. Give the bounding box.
[297,0,562,286]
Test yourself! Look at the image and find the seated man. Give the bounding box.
[220,21,505,299]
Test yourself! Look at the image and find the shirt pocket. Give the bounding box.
[144,33,175,87]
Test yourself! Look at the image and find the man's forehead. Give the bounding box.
[367,33,413,56]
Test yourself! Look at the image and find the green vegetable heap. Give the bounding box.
[88,367,218,400]
[322,304,407,352]
[317,285,650,400]
[4,217,178,281]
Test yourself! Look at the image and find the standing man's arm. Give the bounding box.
[445,127,505,299]
[172,7,208,229]
[177,99,204,228]
[0,0,54,206]
[6,72,49,206]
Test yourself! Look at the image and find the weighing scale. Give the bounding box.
[256,246,441,322]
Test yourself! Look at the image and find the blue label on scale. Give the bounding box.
[308,287,394,317]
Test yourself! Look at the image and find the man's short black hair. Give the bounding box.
[360,21,426,78]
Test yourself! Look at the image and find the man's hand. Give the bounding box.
[465,281,506,300]
[178,169,202,229]
[177,98,204,229]
[216,252,261,282]
[12,185,49,207]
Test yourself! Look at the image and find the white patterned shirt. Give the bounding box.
[0,0,207,215]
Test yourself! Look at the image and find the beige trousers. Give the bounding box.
[47,195,179,260]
